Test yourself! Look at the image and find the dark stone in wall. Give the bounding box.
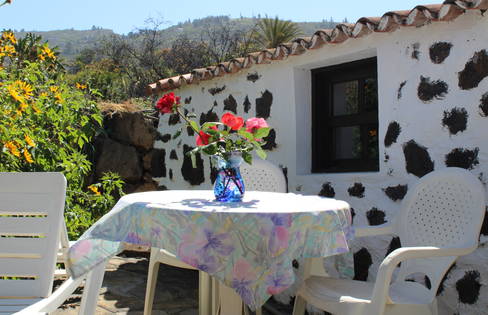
[353,248,372,281]
[158,133,171,143]
[442,107,468,135]
[385,237,401,257]
[187,126,195,136]
[384,184,408,202]
[455,270,481,304]
[445,147,479,170]
[480,210,488,236]
[437,264,456,296]
[429,42,453,64]
[384,153,390,163]
[223,94,238,114]
[208,86,226,95]
[256,90,273,119]
[169,169,173,180]
[279,165,289,193]
[458,49,488,90]
[319,182,335,198]
[424,276,432,290]
[384,121,401,147]
[199,109,220,125]
[261,129,277,151]
[181,145,205,186]
[348,183,365,198]
[247,72,261,82]
[243,96,251,113]
[366,207,386,226]
[397,81,407,100]
[479,92,488,117]
[168,113,180,125]
[184,96,192,104]
[411,43,420,60]
[350,208,356,224]
[151,149,166,178]
[170,149,178,160]
[418,76,448,103]
[403,140,434,177]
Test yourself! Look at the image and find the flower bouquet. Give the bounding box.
[156,92,271,202]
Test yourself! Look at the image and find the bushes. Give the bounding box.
[0,30,124,238]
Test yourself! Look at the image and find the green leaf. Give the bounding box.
[253,127,270,139]
[189,121,200,133]
[242,152,253,165]
[255,146,267,160]
[172,129,182,139]
[191,153,197,168]
[238,129,254,141]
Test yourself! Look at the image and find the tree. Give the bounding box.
[256,17,302,48]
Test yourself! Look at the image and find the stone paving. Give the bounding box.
[53,252,294,315]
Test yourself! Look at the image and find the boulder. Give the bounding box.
[105,112,156,150]
[96,138,142,183]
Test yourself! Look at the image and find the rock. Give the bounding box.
[96,138,142,183]
[143,151,153,170]
[133,182,158,193]
[105,112,156,150]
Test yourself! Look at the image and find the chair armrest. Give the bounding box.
[354,223,393,237]
[370,246,476,313]
[16,276,85,314]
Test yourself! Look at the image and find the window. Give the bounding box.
[312,57,379,173]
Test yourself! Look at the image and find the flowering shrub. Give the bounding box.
[0,30,124,238]
[156,92,270,165]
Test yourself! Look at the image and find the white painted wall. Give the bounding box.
[155,10,488,314]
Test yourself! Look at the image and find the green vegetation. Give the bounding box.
[0,30,124,238]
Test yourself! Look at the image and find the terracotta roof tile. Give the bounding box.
[147,1,487,95]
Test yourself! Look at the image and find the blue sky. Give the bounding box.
[1,0,428,34]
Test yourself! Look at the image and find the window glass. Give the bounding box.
[364,78,378,112]
[333,126,361,159]
[332,81,358,116]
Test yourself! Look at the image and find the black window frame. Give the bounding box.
[312,57,379,173]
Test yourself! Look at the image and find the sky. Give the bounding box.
[0,0,429,34]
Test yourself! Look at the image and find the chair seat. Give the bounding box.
[0,298,43,314]
[300,276,434,314]
[154,248,197,270]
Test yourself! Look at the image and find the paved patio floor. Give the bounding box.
[53,252,293,315]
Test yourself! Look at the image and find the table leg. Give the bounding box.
[214,280,245,315]
[199,271,212,315]
[79,260,107,315]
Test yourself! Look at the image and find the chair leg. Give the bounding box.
[79,261,106,315]
[144,251,161,315]
[199,271,212,315]
[292,295,306,315]
[255,307,262,315]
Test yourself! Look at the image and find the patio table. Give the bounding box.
[67,190,353,312]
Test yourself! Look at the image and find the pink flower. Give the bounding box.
[245,117,268,133]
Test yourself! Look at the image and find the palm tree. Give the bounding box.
[257,17,302,49]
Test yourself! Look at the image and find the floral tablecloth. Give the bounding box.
[67,190,353,310]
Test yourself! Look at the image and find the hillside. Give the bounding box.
[15,16,338,60]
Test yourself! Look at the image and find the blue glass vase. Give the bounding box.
[213,152,245,202]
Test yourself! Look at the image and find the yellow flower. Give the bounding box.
[54,93,64,104]
[4,141,20,157]
[40,92,48,98]
[2,31,16,44]
[369,129,377,137]
[49,86,59,93]
[76,82,87,90]
[16,81,33,98]
[7,84,23,103]
[88,185,101,195]
[38,53,45,61]
[24,135,35,147]
[23,149,34,163]
[41,46,55,59]
[18,102,28,112]
[32,104,41,114]
[3,45,15,56]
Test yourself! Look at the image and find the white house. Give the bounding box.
[148,1,488,313]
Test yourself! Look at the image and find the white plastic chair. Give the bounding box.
[0,172,101,314]
[292,167,486,315]
[143,158,287,315]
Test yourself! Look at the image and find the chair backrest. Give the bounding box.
[0,172,66,298]
[393,167,485,301]
[240,158,287,193]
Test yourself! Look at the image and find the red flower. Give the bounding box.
[156,92,180,114]
[196,126,218,146]
[221,112,244,131]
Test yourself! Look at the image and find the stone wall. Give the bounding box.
[94,110,165,193]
